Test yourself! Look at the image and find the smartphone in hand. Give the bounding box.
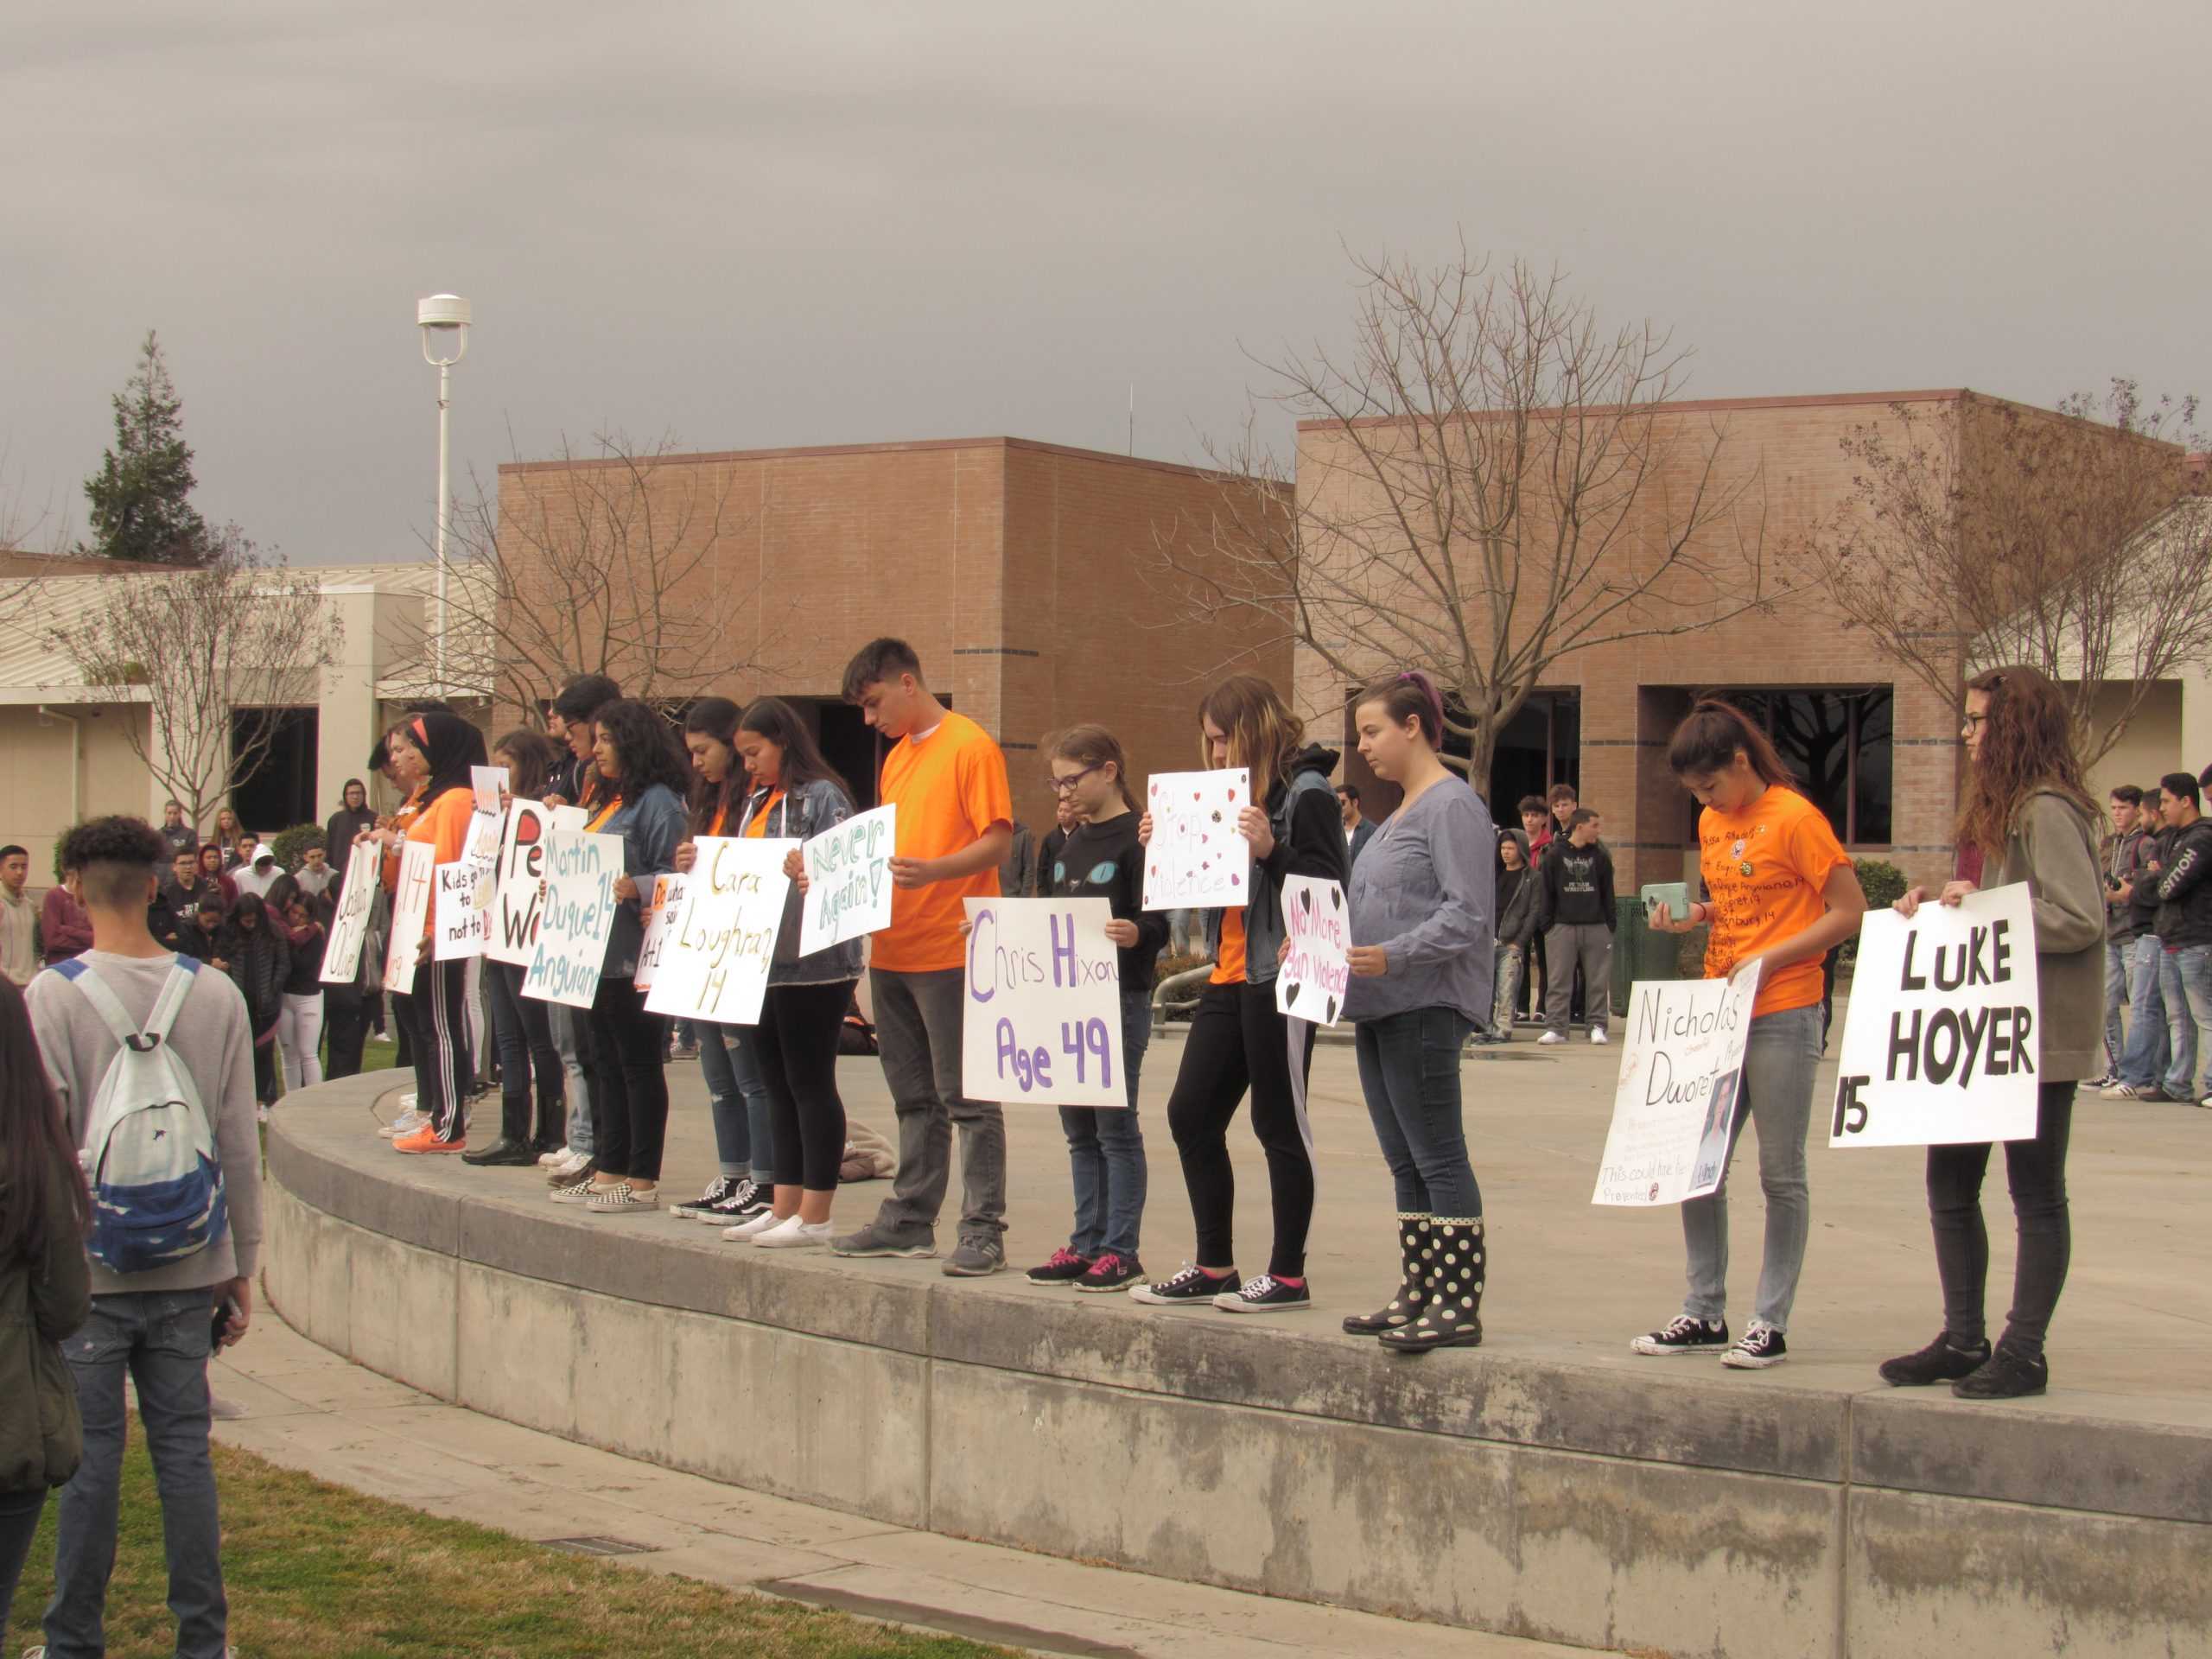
[210,1297,237,1351]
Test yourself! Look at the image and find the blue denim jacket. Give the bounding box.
[597,782,688,975]
[738,778,867,987]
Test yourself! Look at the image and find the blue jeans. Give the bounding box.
[2118,935,2170,1089]
[1058,988,1153,1259]
[1353,1004,1482,1217]
[696,1020,776,1181]
[48,1289,228,1658]
[550,1001,595,1156]
[1680,1003,1820,1332]
[2101,938,2130,1075]
[2158,944,2212,1102]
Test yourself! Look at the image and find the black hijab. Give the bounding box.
[402,712,488,810]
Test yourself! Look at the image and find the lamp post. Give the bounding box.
[416,294,472,694]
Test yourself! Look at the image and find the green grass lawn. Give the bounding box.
[4,1421,1010,1658]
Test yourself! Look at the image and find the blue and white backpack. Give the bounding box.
[54,956,227,1275]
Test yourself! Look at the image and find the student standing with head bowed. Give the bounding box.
[1334,671,1494,1351]
[1880,666,2102,1400]
[717,696,867,1250]
[1021,723,1167,1294]
[1130,674,1347,1315]
[1639,700,1865,1370]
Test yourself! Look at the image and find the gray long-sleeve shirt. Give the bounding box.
[1343,775,1496,1026]
[27,948,264,1296]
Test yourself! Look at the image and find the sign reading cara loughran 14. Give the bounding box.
[645,836,794,1027]
[1828,881,2042,1149]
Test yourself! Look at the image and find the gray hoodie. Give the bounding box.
[1343,775,1497,1026]
[1985,788,2106,1084]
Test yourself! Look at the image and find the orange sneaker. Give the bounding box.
[393,1126,466,1154]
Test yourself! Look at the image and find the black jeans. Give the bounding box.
[589,975,671,1182]
[323,982,368,1080]
[405,958,474,1142]
[1352,1006,1482,1217]
[752,979,855,1191]
[1166,981,1319,1279]
[0,1486,45,1635]
[486,960,564,1149]
[1925,1081,2075,1355]
[251,1034,277,1105]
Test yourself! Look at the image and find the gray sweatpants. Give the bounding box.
[1544,922,1613,1036]
[868,965,1007,1240]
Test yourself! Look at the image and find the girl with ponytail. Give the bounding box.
[1637,698,1865,1370]
[1338,671,1497,1352]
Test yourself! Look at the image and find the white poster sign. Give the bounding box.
[432,861,491,961]
[381,841,436,994]
[1829,882,2042,1148]
[319,843,381,984]
[962,896,1126,1107]
[471,765,509,817]
[1592,963,1763,1207]
[521,830,624,1009]
[1275,875,1350,1026]
[645,837,795,1026]
[632,873,688,992]
[798,804,895,956]
[486,802,553,965]
[1142,768,1249,911]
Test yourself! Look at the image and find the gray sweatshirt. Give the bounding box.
[1343,775,1496,1026]
[26,949,264,1296]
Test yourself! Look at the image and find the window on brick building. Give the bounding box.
[1700,688,1892,845]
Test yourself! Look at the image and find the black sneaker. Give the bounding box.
[1026,1247,1095,1285]
[1719,1320,1788,1369]
[1074,1252,1143,1293]
[699,1179,770,1224]
[1130,1264,1236,1306]
[1214,1274,1312,1313]
[670,1176,737,1219]
[1878,1332,1991,1388]
[1952,1344,2048,1400]
[1631,1314,1731,1357]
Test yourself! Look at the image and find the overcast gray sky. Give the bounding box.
[3,1,2204,564]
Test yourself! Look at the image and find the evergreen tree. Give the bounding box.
[82,330,210,566]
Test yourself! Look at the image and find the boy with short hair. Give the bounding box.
[1536,806,1617,1046]
[830,638,1014,1274]
[26,815,260,1659]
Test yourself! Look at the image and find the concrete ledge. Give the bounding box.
[262,1073,2211,1658]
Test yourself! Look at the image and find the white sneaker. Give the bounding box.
[550,1149,590,1178]
[537,1145,572,1168]
[1591,1027,1610,1046]
[1538,1031,1566,1046]
[753,1217,833,1249]
[721,1208,790,1242]
[378,1109,428,1139]
[2098,1080,2133,1098]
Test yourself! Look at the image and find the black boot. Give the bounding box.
[1342,1214,1429,1335]
[1380,1217,1484,1354]
[463,1138,536,1166]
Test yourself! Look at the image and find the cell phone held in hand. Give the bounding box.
[1640,881,1690,923]
[210,1297,237,1351]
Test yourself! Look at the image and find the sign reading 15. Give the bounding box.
[995,1017,1115,1094]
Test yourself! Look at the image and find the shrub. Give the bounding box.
[270,823,326,871]
[1841,858,1908,964]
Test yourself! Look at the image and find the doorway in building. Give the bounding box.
[230,707,319,836]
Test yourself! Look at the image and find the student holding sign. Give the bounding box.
[378,714,492,1154]
[1337,671,1495,1352]
[715,697,868,1250]
[551,699,690,1215]
[1639,701,1864,1370]
[830,639,1014,1275]
[1131,675,1347,1315]
[1020,724,1167,1294]
[1882,666,2103,1400]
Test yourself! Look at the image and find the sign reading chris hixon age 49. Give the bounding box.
[1142,769,1249,912]
[1829,881,2041,1149]
[962,896,1125,1108]
[1592,962,1762,1207]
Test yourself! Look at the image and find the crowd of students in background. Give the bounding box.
[2091,766,2212,1107]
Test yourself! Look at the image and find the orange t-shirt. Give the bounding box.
[1698,785,1853,1017]
[380,789,425,893]
[872,711,1014,974]
[1211,907,1249,986]
[742,791,784,839]
[584,796,623,834]
[403,788,480,941]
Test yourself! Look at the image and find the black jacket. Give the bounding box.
[222,918,289,1032]
[1495,832,1539,950]
[1537,837,1617,931]
[2153,818,2212,949]
[1045,812,1170,991]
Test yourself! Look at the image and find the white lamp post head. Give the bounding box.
[417,293,472,366]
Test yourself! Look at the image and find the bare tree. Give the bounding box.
[1153,244,1770,791]
[1796,382,2210,766]
[429,431,790,721]
[48,533,344,832]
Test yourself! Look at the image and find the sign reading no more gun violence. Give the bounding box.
[1829,881,2042,1149]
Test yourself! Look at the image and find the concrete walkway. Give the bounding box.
[211,1316,1590,1659]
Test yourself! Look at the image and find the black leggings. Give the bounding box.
[487,960,564,1148]
[406,958,474,1142]
[324,982,368,1081]
[1925,1081,2074,1356]
[589,975,671,1182]
[752,979,855,1191]
[1166,980,1319,1280]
